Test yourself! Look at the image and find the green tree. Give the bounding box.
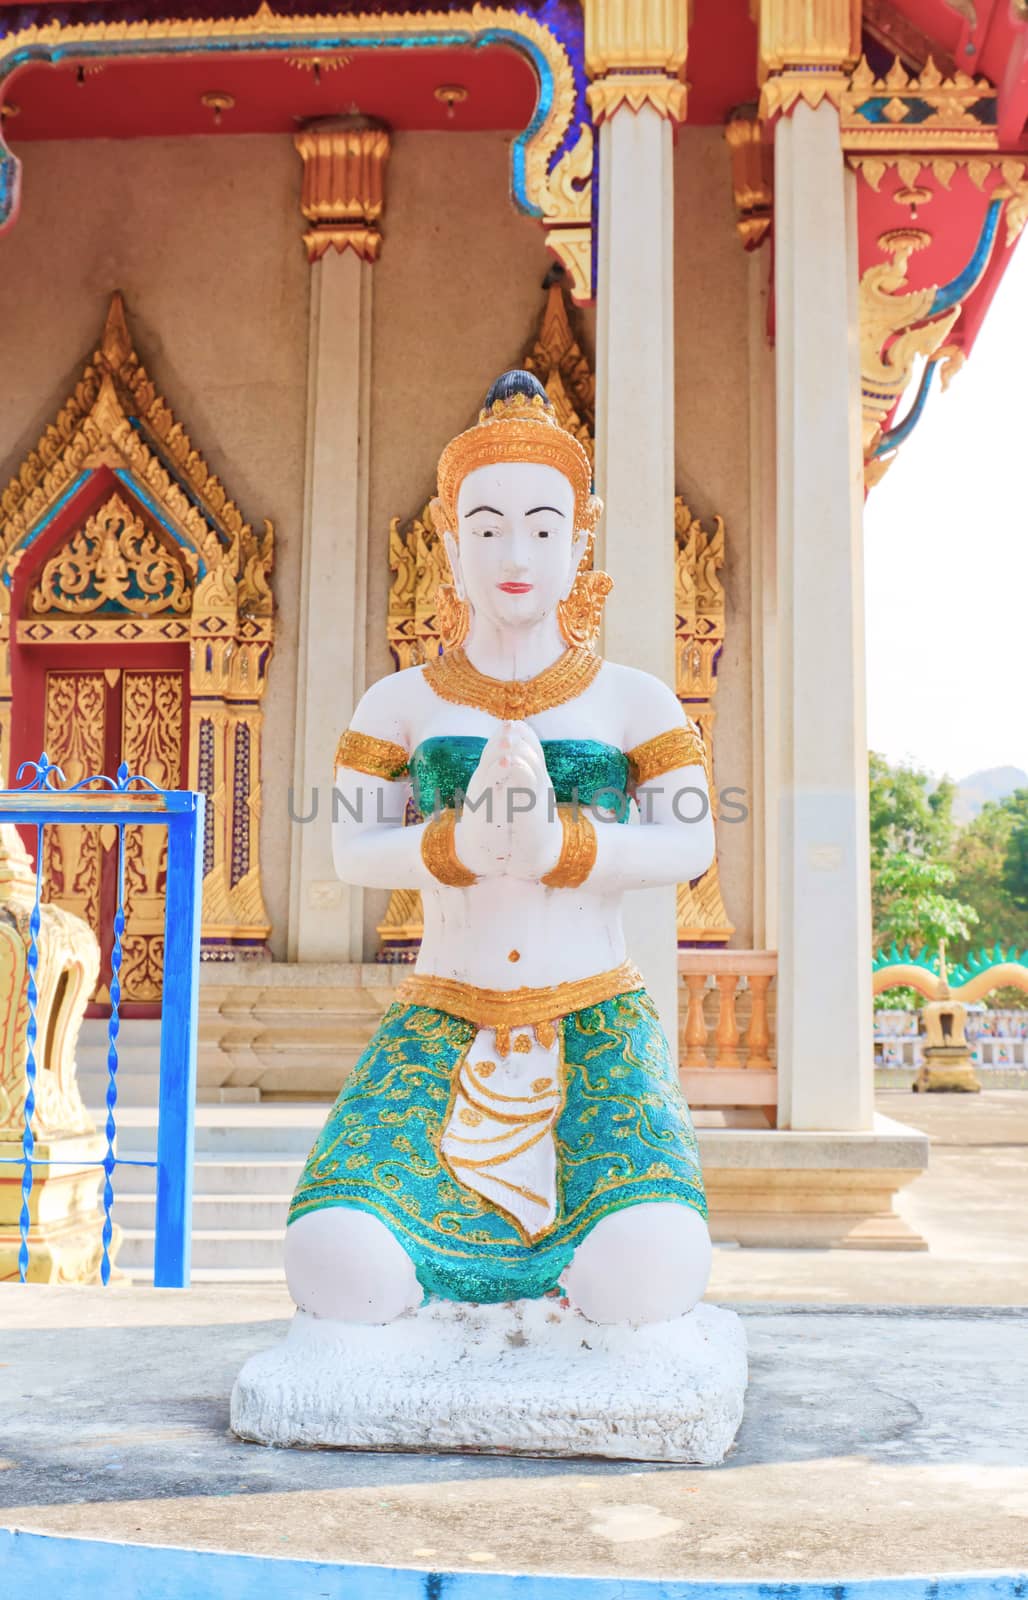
[869,752,955,934]
[1001,787,1028,913]
[875,853,979,955]
[948,793,1028,953]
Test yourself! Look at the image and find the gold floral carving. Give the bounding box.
[725,111,773,251]
[674,499,733,947]
[0,293,275,982]
[41,671,106,951]
[294,117,391,264]
[29,492,192,617]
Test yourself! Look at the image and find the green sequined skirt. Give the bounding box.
[287,986,707,1304]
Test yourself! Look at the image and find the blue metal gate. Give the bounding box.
[0,753,204,1287]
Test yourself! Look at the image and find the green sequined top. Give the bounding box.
[410,736,630,819]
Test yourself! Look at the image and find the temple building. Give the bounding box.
[2,0,1026,1250]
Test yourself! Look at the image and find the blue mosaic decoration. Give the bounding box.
[289,987,707,1305]
[873,196,1005,462]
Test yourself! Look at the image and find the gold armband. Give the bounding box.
[334,728,409,782]
[626,723,705,787]
[541,803,597,890]
[421,809,477,888]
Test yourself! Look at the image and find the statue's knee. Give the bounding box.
[563,1202,712,1326]
[285,1207,421,1325]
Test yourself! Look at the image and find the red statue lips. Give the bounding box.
[497,581,533,594]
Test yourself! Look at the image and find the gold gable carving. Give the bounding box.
[377,280,733,960]
[674,499,734,947]
[0,292,276,978]
[29,490,193,618]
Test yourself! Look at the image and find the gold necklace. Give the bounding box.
[423,645,601,720]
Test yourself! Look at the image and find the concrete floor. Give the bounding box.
[0,1089,1025,1582]
[708,1089,1028,1303]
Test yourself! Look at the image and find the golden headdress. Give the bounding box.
[432,370,611,651]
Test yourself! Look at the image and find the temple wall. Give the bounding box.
[0,126,758,963]
[0,133,309,961]
[674,127,756,950]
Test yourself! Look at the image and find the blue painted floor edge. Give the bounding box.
[1,1531,1026,1600]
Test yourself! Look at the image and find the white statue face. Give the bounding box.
[445,461,588,634]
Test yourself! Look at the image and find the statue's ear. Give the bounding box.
[442,528,466,599]
[564,528,590,597]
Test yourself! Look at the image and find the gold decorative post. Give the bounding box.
[0,825,113,1281]
[293,114,391,263]
[725,109,774,251]
[583,0,689,123]
[674,499,734,947]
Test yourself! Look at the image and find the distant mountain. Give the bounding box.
[952,766,1028,825]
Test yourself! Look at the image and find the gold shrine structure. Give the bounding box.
[379,278,734,958]
[0,294,276,1005]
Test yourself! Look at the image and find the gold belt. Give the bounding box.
[395,959,645,1029]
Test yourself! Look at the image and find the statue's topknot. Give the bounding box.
[434,368,599,535]
[481,369,551,415]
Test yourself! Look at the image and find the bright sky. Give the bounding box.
[864,228,1028,785]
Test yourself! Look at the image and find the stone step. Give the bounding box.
[118,1227,285,1271]
[113,1192,293,1232]
[97,1106,325,1157]
[121,1265,287,1283]
[113,1157,303,1196]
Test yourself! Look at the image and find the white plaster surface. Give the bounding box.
[230,1297,747,1465]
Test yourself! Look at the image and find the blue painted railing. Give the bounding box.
[0,753,204,1288]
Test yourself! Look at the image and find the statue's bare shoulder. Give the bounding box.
[347,664,431,750]
[600,659,696,752]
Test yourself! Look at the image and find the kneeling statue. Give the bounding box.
[234,372,746,1462]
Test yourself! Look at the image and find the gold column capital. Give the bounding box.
[582,0,689,125]
[293,113,392,264]
[756,0,862,118]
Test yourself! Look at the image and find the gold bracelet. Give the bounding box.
[334,728,409,781]
[541,803,597,890]
[421,809,477,888]
[626,723,705,787]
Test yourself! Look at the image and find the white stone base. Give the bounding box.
[230,1298,747,1465]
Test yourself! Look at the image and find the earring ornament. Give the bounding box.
[436,582,471,652]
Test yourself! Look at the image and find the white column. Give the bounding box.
[774,99,872,1132]
[594,99,678,1041]
[287,250,371,961]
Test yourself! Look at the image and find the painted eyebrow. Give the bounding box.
[465,505,505,517]
[526,505,566,517]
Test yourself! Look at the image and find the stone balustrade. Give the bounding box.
[678,950,778,1125]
